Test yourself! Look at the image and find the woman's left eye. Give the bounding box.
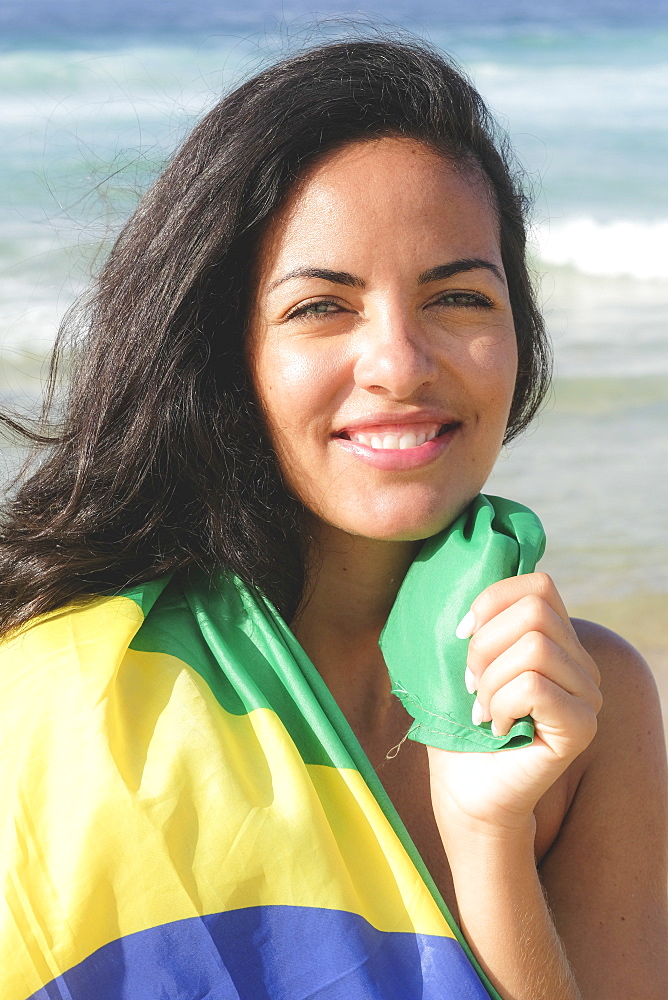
[433,291,493,309]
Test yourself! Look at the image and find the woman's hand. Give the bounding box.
[428,572,603,834]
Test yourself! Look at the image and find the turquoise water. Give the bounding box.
[0,1,666,664]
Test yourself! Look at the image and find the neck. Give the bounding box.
[291,521,421,736]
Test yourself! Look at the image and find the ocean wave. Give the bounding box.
[0,45,234,127]
[471,61,668,128]
[534,217,668,280]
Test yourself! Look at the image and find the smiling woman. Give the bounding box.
[0,36,665,1000]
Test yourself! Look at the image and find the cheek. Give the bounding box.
[253,340,339,446]
[459,327,518,410]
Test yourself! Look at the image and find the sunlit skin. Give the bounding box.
[248,138,667,999]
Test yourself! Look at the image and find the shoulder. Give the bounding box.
[563,617,667,857]
[571,617,665,752]
[568,617,666,797]
[539,620,668,995]
[536,618,665,860]
[572,615,654,676]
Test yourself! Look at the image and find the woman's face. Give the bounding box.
[248,137,517,541]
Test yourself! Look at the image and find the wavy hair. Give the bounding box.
[0,36,551,632]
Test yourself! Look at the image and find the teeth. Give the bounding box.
[349,426,442,449]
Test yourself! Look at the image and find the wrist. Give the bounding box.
[433,800,537,857]
[425,745,545,846]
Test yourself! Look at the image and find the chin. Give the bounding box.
[305,479,486,544]
[330,502,471,543]
[356,523,449,543]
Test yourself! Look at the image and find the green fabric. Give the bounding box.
[127,572,358,769]
[380,493,546,752]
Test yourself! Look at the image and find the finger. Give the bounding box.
[466,593,600,690]
[459,573,570,636]
[487,670,600,747]
[472,631,603,723]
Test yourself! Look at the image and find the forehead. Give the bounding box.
[256,137,500,279]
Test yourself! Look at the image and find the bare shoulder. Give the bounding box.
[572,615,655,673]
[539,618,668,998]
[566,616,667,806]
[571,617,665,754]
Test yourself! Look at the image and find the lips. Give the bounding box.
[333,419,461,471]
[335,420,460,452]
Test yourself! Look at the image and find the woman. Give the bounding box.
[0,38,665,1000]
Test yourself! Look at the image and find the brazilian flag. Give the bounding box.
[0,565,501,999]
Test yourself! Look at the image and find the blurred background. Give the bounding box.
[1,0,666,727]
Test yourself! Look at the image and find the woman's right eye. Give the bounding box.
[286,300,344,321]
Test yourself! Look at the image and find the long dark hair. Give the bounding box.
[0,36,551,633]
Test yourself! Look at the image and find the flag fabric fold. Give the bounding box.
[381,494,546,751]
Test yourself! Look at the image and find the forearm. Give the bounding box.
[439,813,581,1000]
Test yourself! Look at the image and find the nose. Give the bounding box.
[353,304,439,399]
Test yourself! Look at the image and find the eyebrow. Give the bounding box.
[418,258,505,285]
[267,257,504,292]
[268,267,365,292]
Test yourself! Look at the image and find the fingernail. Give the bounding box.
[471,698,483,726]
[491,721,500,738]
[464,667,477,694]
[456,610,475,639]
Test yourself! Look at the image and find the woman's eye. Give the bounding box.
[287,300,343,321]
[434,291,493,308]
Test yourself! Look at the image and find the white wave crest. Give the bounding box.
[535,217,668,280]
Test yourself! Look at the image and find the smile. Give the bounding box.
[337,422,459,450]
[334,421,461,470]
[345,424,442,450]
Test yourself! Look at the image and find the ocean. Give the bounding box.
[1,0,667,704]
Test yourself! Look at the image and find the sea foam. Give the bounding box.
[535,217,668,280]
